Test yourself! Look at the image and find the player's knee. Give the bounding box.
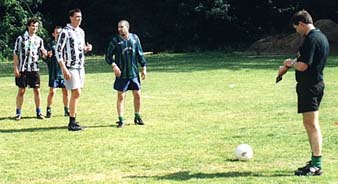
[17,88,26,96]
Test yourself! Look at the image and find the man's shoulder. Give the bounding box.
[35,35,43,41]
[130,33,139,39]
[111,35,121,42]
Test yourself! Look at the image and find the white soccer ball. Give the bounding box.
[235,144,253,161]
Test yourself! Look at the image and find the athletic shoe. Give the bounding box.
[116,121,125,128]
[68,122,83,131]
[46,111,51,118]
[295,162,322,176]
[64,111,69,116]
[15,114,21,121]
[37,113,45,120]
[297,161,311,171]
[134,118,144,125]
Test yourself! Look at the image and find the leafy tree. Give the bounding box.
[0,0,47,60]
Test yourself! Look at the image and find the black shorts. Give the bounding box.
[15,71,40,88]
[296,82,324,113]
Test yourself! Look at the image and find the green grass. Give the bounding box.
[1,52,338,183]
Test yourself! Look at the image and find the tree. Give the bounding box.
[0,0,46,60]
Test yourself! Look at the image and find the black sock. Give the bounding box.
[69,116,76,125]
[47,107,51,113]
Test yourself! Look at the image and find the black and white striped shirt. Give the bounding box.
[13,31,45,72]
[56,24,86,69]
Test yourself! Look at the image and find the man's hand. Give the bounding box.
[276,65,289,83]
[283,58,295,68]
[112,65,121,77]
[278,65,289,76]
[141,67,147,80]
[85,42,93,53]
[14,67,20,78]
[41,48,48,59]
[58,59,71,80]
[47,51,53,58]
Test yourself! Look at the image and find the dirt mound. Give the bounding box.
[248,19,338,54]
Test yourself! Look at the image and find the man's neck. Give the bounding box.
[28,32,35,37]
[70,23,79,29]
[305,24,315,36]
[121,33,129,40]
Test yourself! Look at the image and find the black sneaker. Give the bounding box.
[116,121,125,128]
[64,111,69,116]
[134,117,144,125]
[68,122,83,131]
[297,161,311,171]
[46,111,51,118]
[37,113,45,120]
[15,114,21,121]
[295,162,323,176]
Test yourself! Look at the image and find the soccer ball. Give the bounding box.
[234,144,253,161]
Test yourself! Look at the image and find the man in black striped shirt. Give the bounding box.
[56,9,92,131]
[13,18,47,120]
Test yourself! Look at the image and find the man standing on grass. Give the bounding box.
[13,18,48,120]
[279,10,329,176]
[56,9,92,131]
[44,26,69,118]
[105,20,147,128]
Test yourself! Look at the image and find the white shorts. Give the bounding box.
[64,68,85,90]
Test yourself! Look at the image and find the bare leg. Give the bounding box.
[69,88,81,118]
[33,88,41,111]
[16,87,26,110]
[117,91,126,117]
[302,111,322,156]
[132,90,141,114]
[62,88,69,109]
[47,87,56,107]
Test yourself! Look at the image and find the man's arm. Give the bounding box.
[134,35,147,79]
[40,39,48,59]
[13,54,20,77]
[105,40,121,77]
[55,30,71,80]
[284,58,308,71]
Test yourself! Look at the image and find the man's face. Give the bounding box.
[70,12,82,27]
[53,28,62,39]
[293,22,305,36]
[118,22,129,37]
[28,22,39,35]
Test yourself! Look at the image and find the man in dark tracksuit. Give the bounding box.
[105,20,147,128]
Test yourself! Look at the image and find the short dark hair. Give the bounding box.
[26,18,40,27]
[290,10,313,26]
[54,26,62,30]
[69,8,81,17]
[118,20,130,29]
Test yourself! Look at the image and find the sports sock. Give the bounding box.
[135,113,141,119]
[64,107,69,113]
[36,108,41,115]
[118,116,124,122]
[47,107,51,113]
[16,108,21,115]
[311,155,322,168]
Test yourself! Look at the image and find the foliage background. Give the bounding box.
[1,0,338,59]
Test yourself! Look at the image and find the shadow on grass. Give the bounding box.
[0,117,116,133]
[126,170,292,181]
[2,53,338,77]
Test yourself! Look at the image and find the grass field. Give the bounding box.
[1,52,338,183]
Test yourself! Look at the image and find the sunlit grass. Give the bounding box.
[1,52,338,183]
